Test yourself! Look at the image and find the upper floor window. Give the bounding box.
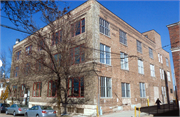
[161,87,166,97]
[167,71,171,81]
[138,59,144,74]
[137,40,142,53]
[160,68,164,80]
[121,83,130,97]
[54,53,61,66]
[48,80,57,97]
[99,17,110,36]
[68,77,84,97]
[16,51,21,60]
[38,39,45,51]
[25,63,30,75]
[70,45,85,65]
[33,82,42,97]
[100,77,112,97]
[120,30,127,45]
[52,31,62,45]
[158,54,163,63]
[149,48,153,59]
[14,66,19,77]
[12,85,17,97]
[166,58,169,66]
[120,52,128,70]
[20,84,26,97]
[100,43,111,65]
[37,59,43,72]
[26,45,32,55]
[139,82,146,98]
[150,64,155,77]
[72,18,85,37]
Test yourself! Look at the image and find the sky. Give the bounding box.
[0,0,179,88]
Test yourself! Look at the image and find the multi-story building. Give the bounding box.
[9,0,174,115]
[167,21,180,108]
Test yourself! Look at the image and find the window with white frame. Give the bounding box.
[158,54,161,62]
[100,43,111,65]
[99,17,110,36]
[160,68,164,80]
[120,30,127,45]
[138,59,144,74]
[120,52,129,70]
[150,64,155,77]
[162,87,166,97]
[137,40,142,53]
[167,71,171,81]
[161,55,163,63]
[149,48,153,59]
[121,83,130,97]
[100,77,112,97]
[139,82,146,98]
[166,58,169,66]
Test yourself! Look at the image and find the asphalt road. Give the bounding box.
[0,112,25,117]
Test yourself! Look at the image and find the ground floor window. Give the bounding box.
[33,82,42,97]
[139,82,146,98]
[121,83,130,97]
[100,77,112,97]
[48,80,57,97]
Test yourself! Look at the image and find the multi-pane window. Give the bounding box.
[33,82,42,97]
[12,85,17,97]
[99,17,110,36]
[120,52,129,70]
[68,77,84,97]
[120,30,127,45]
[25,63,30,75]
[52,30,62,45]
[26,45,32,55]
[158,54,163,63]
[48,80,57,97]
[167,71,171,81]
[70,45,85,65]
[20,84,26,97]
[38,40,45,51]
[139,83,146,98]
[162,87,166,97]
[166,58,169,66]
[137,40,142,53]
[72,18,85,37]
[14,66,19,77]
[54,53,61,65]
[138,59,144,74]
[37,59,43,72]
[121,83,130,97]
[160,68,164,80]
[100,44,111,65]
[16,51,21,60]
[149,48,153,59]
[150,64,155,77]
[100,77,112,97]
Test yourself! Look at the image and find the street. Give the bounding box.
[0,112,25,117]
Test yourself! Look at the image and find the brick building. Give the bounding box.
[9,0,174,115]
[167,21,180,108]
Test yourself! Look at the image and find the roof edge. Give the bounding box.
[167,21,180,28]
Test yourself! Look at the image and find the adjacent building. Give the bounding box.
[9,0,174,115]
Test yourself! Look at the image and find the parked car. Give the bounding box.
[6,104,28,116]
[0,103,10,113]
[25,105,56,117]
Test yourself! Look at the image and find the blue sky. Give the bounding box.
[0,0,179,88]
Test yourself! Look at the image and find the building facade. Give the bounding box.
[9,0,174,115]
[167,21,180,108]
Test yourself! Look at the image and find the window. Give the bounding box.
[120,30,127,45]
[52,30,62,45]
[138,59,144,74]
[160,68,164,80]
[150,64,155,77]
[14,66,19,77]
[161,55,163,63]
[158,54,163,63]
[54,53,61,65]
[100,77,112,97]
[100,44,111,65]
[121,83,130,97]
[170,89,173,93]
[37,59,43,72]
[68,77,84,97]
[137,40,142,53]
[33,82,42,97]
[166,58,169,66]
[16,51,21,60]
[38,40,45,51]
[12,85,17,97]
[25,63,30,75]
[149,48,153,59]
[72,18,85,37]
[139,83,146,98]
[20,84,26,97]
[120,52,129,70]
[145,35,148,38]
[99,17,110,36]
[70,45,85,65]
[162,87,166,97]
[26,45,32,55]
[167,71,171,81]
[48,80,57,97]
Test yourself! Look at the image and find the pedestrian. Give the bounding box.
[156,98,161,109]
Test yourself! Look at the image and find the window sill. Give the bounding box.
[137,51,142,54]
[140,97,147,98]
[100,97,113,99]
[99,62,111,66]
[120,42,128,47]
[32,96,42,98]
[100,32,111,39]
[122,97,131,98]
[68,97,85,99]
[121,69,129,71]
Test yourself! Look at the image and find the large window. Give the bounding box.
[158,54,163,63]
[167,71,171,81]
[139,83,146,98]
[12,85,17,97]
[25,63,30,75]
[100,44,111,65]
[14,66,19,77]
[138,59,144,74]
[16,51,21,60]
[68,77,84,97]
[120,30,127,45]
[54,53,61,65]
[160,68,164,80]
[38,39,45,51]
[33,82,42,97]
[150,64,155,77]
[120,52,129,70]
[48,80,57,97]
[149,48,153,59]
[26,45,32,55]
[52,31,62,45]
[99,17,110,36]
[20,84,26,97]
[121,83,130,97]
[72,18,85,37]
[137,40,142,53]
[71,45,85,65]
[100,77,112,97]
[161,87,166,97]
[166,58,169,67]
